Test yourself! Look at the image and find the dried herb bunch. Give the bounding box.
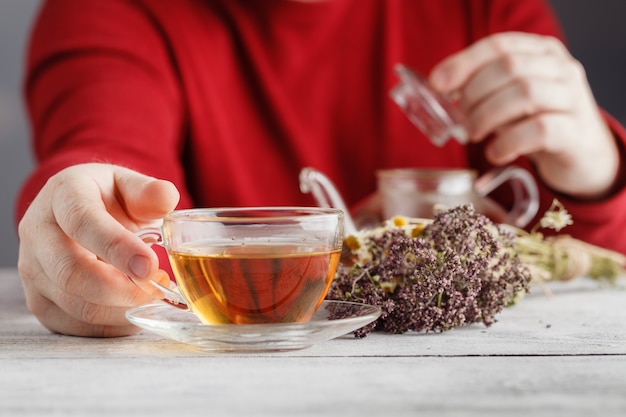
[509,199,626,285]
[327,204,532,337]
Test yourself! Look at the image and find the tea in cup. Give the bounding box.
[130,207,344,325]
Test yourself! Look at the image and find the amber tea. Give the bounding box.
[129,207,344,324]
[170,241,341,325]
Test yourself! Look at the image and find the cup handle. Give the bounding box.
[473,166,539,228]
[127,228,189,310]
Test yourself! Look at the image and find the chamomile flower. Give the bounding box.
[536,199,573,232]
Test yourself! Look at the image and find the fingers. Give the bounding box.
[19,257,141,336]
[467,77,574,141]
[428,32,582,143]
[42,242,150,308]
[428,32,620,198]
[24,290,141,337]
[430,32,570,93]
[21,243,172,336]
[18,211,171,336]
[17,163,179,336]
[458,52,573,114]
[48,165,178,280]
[484,113,576,165]
[49,179,155,281]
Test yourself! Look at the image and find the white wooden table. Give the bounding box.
[1,267,625,416]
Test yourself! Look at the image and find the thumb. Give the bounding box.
[114,169,180,222]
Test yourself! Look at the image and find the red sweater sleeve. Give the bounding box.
[550,112,626,253]
[16,0,193,224]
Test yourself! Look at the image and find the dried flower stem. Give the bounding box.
[510,199,625,284]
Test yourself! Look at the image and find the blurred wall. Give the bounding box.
[0,0,625,267]
[0,0,39,267]
[550,0,626,123]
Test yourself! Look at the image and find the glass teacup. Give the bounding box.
[129,207,344,325]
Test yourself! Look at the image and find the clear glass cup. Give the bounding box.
[390,64,468,147]
[129,207,345,325]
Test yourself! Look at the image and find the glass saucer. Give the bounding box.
[126,300,381,353]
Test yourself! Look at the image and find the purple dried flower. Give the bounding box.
[326,204,532,336]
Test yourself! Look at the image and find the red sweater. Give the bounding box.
[19,0,626,254]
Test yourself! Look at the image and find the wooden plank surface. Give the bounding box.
[1,268,625,416]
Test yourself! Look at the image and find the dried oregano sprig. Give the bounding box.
[327,204,531,337]
[509,199,625,284]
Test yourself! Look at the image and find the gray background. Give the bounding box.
[1,0,625,267]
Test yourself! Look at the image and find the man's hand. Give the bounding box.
[17,163,180,336]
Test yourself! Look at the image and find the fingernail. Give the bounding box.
[129,255,151,279]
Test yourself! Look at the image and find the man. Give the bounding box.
[16,0,626,336]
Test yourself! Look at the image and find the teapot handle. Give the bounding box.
[299,167,358,236]
[473,166,539,228]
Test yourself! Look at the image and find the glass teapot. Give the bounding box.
[300,166,539,232]
[299,63,539,232]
